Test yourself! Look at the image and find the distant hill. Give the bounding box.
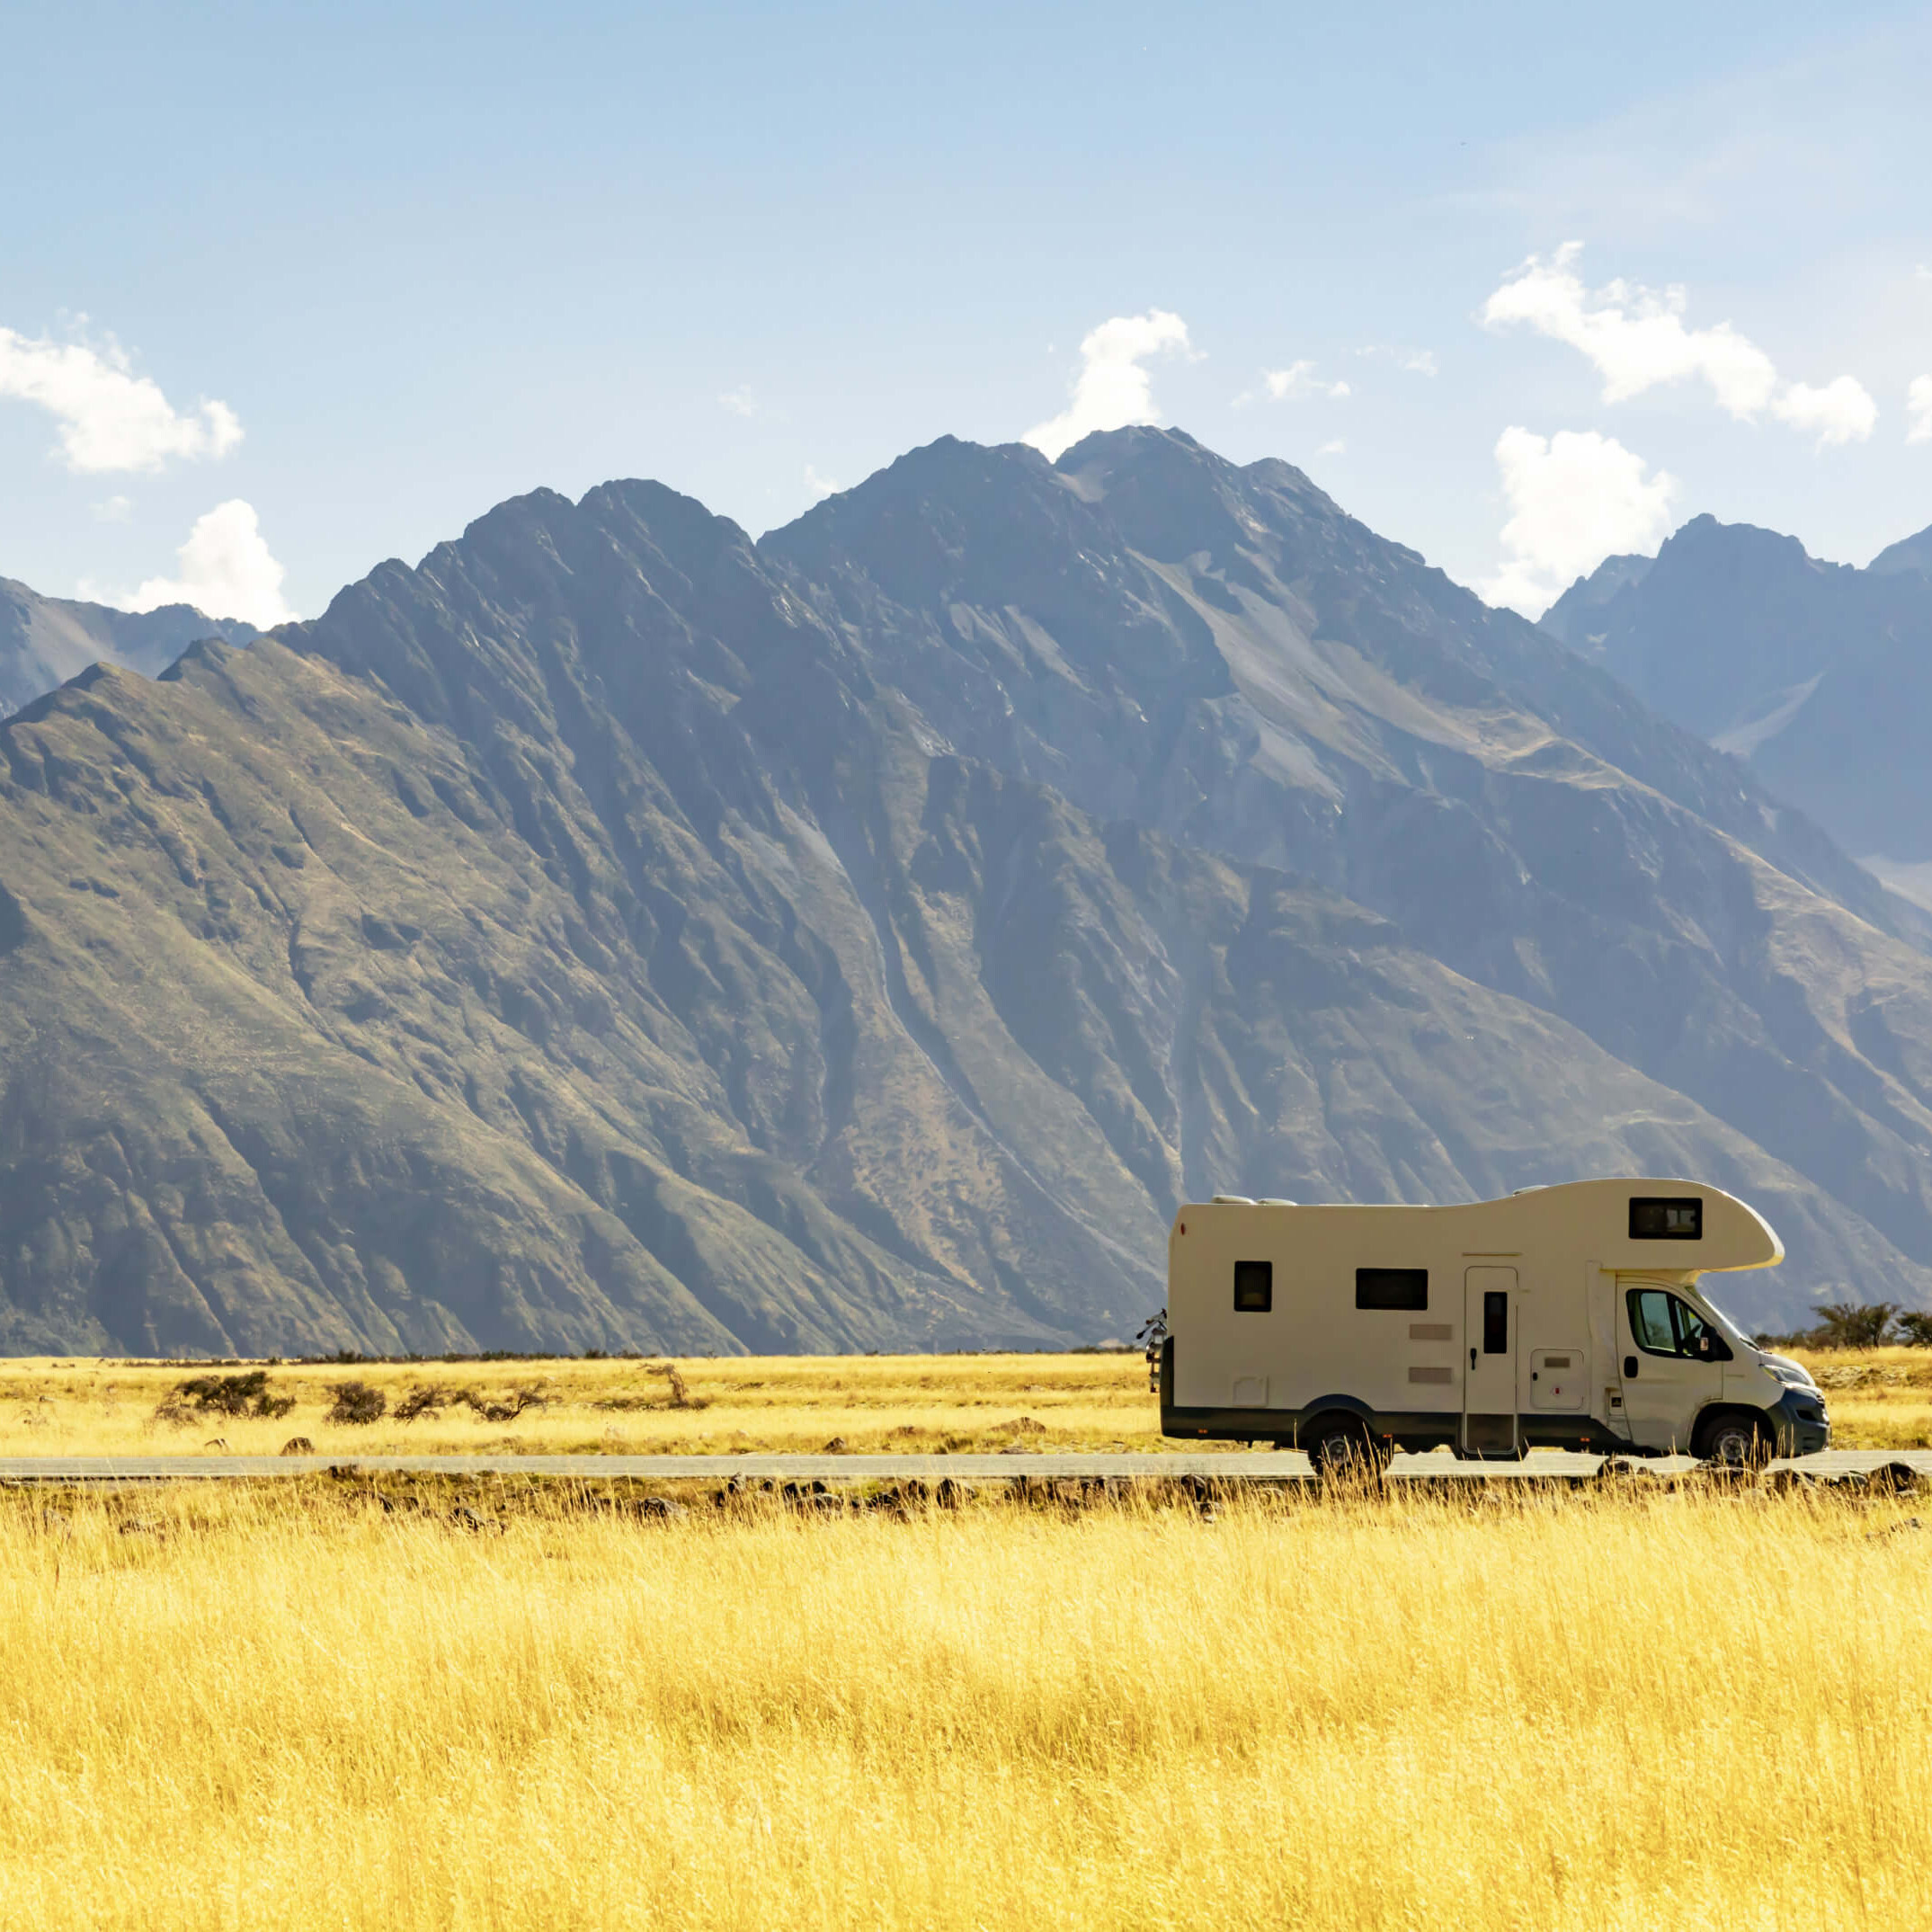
[4,432,1932,1354]
[0,577,256,717]
[1543,515,1932,877]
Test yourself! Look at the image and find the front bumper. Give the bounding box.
[1770,1385,1831,1456]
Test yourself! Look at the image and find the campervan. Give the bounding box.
[1158,1179,1830,1468]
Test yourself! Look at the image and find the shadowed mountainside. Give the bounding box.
[4,433,1932,1349]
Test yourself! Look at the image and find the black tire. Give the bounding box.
[1304,1414,1382,1482]
[1695,1410,1772,1470]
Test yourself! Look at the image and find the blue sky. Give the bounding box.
[3,0,1929,625]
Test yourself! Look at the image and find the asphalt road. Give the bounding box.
[0,1448,1925,1483]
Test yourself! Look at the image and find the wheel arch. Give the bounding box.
[1297,1396,1377,1447]
[1692,1402,1774,1458]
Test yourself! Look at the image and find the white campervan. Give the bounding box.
[1159,1179,1830,1468]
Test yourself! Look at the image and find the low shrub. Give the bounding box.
[391,1384,545,1423]
[325,1381,387,1426]
[155,1370,296,1426]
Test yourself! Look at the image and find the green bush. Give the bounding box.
[1811,1302,1902,1349]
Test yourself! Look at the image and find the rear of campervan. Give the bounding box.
[1159,1180,1829,1465]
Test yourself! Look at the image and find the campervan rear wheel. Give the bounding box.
[1694,1411,1771,1469]
[1304,1416,1384,1482]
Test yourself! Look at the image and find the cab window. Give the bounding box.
[1626,1288,1732,1362]
[1675,1302,1718,1357]
[1629,1289,1677,1353]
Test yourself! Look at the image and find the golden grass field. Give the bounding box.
[2,1466,1930,1929]
[0,1349,1928,1928]
[0,1341,1926,1456]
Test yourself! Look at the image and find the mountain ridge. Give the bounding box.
[4,432,1932,1349]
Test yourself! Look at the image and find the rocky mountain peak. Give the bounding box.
[1538,508,1932,862]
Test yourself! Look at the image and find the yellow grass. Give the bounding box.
[2,1344,1927,1457]
[1787,1346,1932,1451]
[1,1475,1928,1929]
[0,1352,1167,1459]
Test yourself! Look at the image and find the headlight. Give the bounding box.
[1761,1361,1813,1389]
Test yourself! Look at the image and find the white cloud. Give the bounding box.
[1917,265,1932,284]
[1907,375,1932,445]
[0,324,242,473]
[1482,243,1778,416]
[1771,376,1878,447]
[116,501,292,628]
[803,464,841,501]
[1262,361,1350,402]
[1022,310,1192,459]
[1483,244,1882,450]
[1319,439,1347,456]
[1357,344,1438,376]
[91,494,134,522]
[718,386,756,417]
[1482,426,1678,619]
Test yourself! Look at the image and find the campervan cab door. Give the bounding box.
[1617,1275,1727,1452]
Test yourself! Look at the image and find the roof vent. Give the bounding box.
[1211,1194,1256,1206]
[1511,1185,1549,1196]
[1259,1197,1299,1206]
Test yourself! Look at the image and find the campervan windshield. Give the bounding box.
[1700,1298,1750,1347]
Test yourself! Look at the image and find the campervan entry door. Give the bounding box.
[1463,1268,1518,1456]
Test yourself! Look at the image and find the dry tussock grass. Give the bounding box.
[0,1476,1927,1928]
[0,1351,1160,1458]
[0,1345,1924,1458]
[1794,1347,1932,1448]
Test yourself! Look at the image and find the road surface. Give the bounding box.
[0,1449,1924,1483]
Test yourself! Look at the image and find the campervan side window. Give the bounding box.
[1356,1269,1428,1311]
[1629,1197,1702,1241]
[1233,1260,1272,1313]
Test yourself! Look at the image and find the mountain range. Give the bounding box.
[4,427,1932,1353]
[1,577,255,719]
[1544,514,1932,899]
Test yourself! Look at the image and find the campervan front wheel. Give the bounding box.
[1693,1411,1772,1469]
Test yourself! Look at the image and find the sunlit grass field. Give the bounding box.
[1,1469,1929,1929]
[0,1342,1925,1456]
[1796,1346,1932,1449]
[0,1351,1160,1458]
[0,1350,1928,1926]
